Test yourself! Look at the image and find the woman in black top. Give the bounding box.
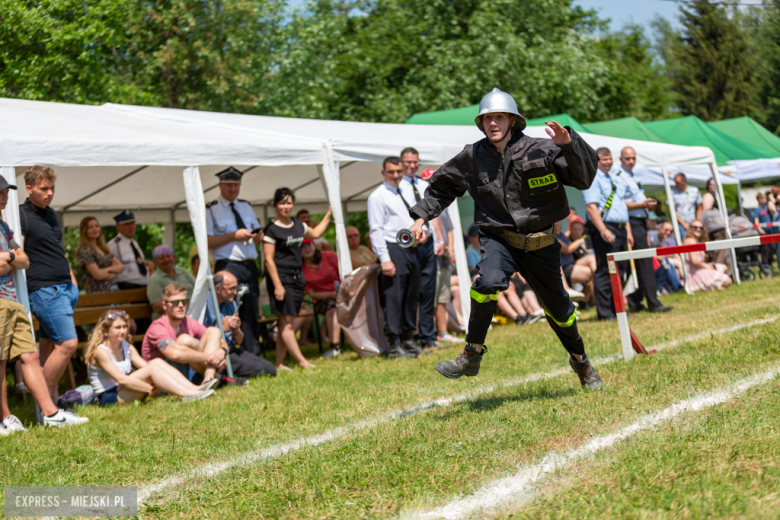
[263,187,332,370]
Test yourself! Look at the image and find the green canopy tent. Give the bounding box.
[586,117,669,144]
[708,117,780,157]
[645,115,774,166]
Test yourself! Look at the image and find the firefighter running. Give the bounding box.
[407,88,604,391]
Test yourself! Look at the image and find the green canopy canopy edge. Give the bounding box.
[646,115,775,166]
[586,117,670,144]
[709,117,780,157]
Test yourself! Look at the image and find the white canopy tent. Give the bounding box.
[1,97,723,329]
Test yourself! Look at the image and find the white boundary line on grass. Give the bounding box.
[403,363,780,520]
[136,315,779,506]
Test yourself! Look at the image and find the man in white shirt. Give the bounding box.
[109,210,150,290]
[367,157,430,358]
[400,147,444,349]
[206,167,264,355]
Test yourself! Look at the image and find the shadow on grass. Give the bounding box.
[435,386,576,420]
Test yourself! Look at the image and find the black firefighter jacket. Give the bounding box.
[410,128,599,236]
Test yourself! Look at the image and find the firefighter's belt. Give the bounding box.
[497,227,556,251]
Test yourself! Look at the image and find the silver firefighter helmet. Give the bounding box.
[474,88,526,134]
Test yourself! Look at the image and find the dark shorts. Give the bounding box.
[98,385,119,406]
[313,298,336,315]
[511,277,531,296]
[562,264,574,285]
[267,270,305,316]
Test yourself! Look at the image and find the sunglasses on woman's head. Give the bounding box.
[106,310,127,320]
[164,298,189,307]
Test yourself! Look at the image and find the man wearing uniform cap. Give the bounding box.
[108,210,150,290]
[408,88,605,391]
[206,167,264,356]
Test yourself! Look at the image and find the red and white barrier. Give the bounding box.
[731,222,780,230]
[607,234,780,361]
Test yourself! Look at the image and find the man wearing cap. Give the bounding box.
[617,146,672,314]
[147,245,196,320]
[206,167,264,356]
[109,210,151,290]
[400,147,445,349]
[407,88,605,391]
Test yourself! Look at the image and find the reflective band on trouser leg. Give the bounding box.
[470,288,498,303]
[544,309,577,327]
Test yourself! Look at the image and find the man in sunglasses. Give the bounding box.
[142,283,229,384]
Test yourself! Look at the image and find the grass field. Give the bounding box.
[3,276,780,519]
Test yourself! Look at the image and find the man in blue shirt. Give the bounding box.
[582,147,633,321]
[617,147,672,314]
[204,271,276,378]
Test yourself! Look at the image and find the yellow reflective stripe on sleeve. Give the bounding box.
[470,288,499,303]
[544,308,577,327]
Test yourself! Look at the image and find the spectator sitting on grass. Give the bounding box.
[301,239,341,359]
[204,271,277,378]
[466,224,481,277]
[86,310,216,406]
[77,216,124,293]
[147,245,195,320]
[348,226,377,267]
[142,283,236,385]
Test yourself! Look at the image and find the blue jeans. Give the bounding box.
[29,283,79,342]
[655,259,682,293]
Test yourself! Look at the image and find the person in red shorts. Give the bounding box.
[301,239,341,359]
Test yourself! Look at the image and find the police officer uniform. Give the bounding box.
[400,173,438,347]
[618,166,671,313]
[583,167,630,320]
[109,210,149,290]
[206,167,263,355]
[410,88,604,390]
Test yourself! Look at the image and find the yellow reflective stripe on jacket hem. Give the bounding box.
[544,309,577,327]
[470,288,498,303]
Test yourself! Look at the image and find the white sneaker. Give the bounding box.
[321,347,340,359]
[527,310,545,324]
[566,288,585,302]
[1,415,27,434]
[437,332,464,343]
[182,389,215,403]
[199,378,220,393]
[43,409,89,427]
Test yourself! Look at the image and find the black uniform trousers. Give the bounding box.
[416,239,437,345]
[628,217,662,310]
[590,222,628,320]
[380,242,421,339]
[468,235,585,357]
[214,259,262,356]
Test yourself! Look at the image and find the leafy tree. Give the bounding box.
[0,0,286,111]
[259,0,622,123]
[753,0,780,134]
[664,0,757,121]
[591,24,676,122]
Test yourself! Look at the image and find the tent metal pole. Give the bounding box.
[346,182,383,202]
[661,165,691,293]
[709,162,740,285]
[737,180,744,215]
[61,165,148,214]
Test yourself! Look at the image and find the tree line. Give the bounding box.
[1,0,778,132]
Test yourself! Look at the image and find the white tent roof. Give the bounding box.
[729,158,780,183]
[633,164,740,188]
[1,98,719,224]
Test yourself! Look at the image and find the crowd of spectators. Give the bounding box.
[4,153,777,434]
